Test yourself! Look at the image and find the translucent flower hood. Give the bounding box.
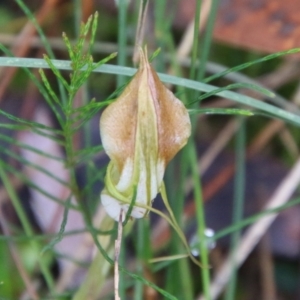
[100,49,191,221]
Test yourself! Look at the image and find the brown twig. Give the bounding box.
[258,236,277,300]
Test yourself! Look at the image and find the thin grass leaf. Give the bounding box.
[204,48,300,83]
[188,82,275,105]
[157,73,300,126]
[38,68,63,108]
[43,55,70,92]
[189,0,202,81]
[1,57,298,125]
[0,124,30,131]
[187,140,211,298]
[188,108,254,116]
[77,17,93,55]
[88,12,99,54]
[152,259,175,272]
[39,69,64,128]
[70,56,94,90]
[91,51,118,70]
[196,0,220,82]
[201,59,300,113]
[41,195,72,255]
[214,196,300,241]
[225,117,246,300]
[150,254,189,263]
[149,47,161,62]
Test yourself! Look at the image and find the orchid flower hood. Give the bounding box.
[100,49,191,221]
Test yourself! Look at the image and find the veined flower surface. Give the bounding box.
[100,49,191,221]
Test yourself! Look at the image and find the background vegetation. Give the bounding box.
[1,0,300,299]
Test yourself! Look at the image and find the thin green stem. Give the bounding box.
[196,0,219,82]
[177,149,194,299]
[189,0,202,81]
[154,2,193,293]
[74,0,82,36]
[188,2,212,297]
[225,117,246,300]
[116,3,129,295]
[133,220,146,300]
[117,0,128,87]
[188,141,211,300]
[73,0,93,211]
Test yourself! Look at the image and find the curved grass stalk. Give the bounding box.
[214,196,300,241]
[204,48,300,83]
[0,57,299,125]
[188,82,274,106]
[188,108,253,116]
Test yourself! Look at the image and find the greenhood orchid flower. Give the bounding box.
[100,49,191,221]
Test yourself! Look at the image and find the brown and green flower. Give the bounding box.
[100,48,191,221]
